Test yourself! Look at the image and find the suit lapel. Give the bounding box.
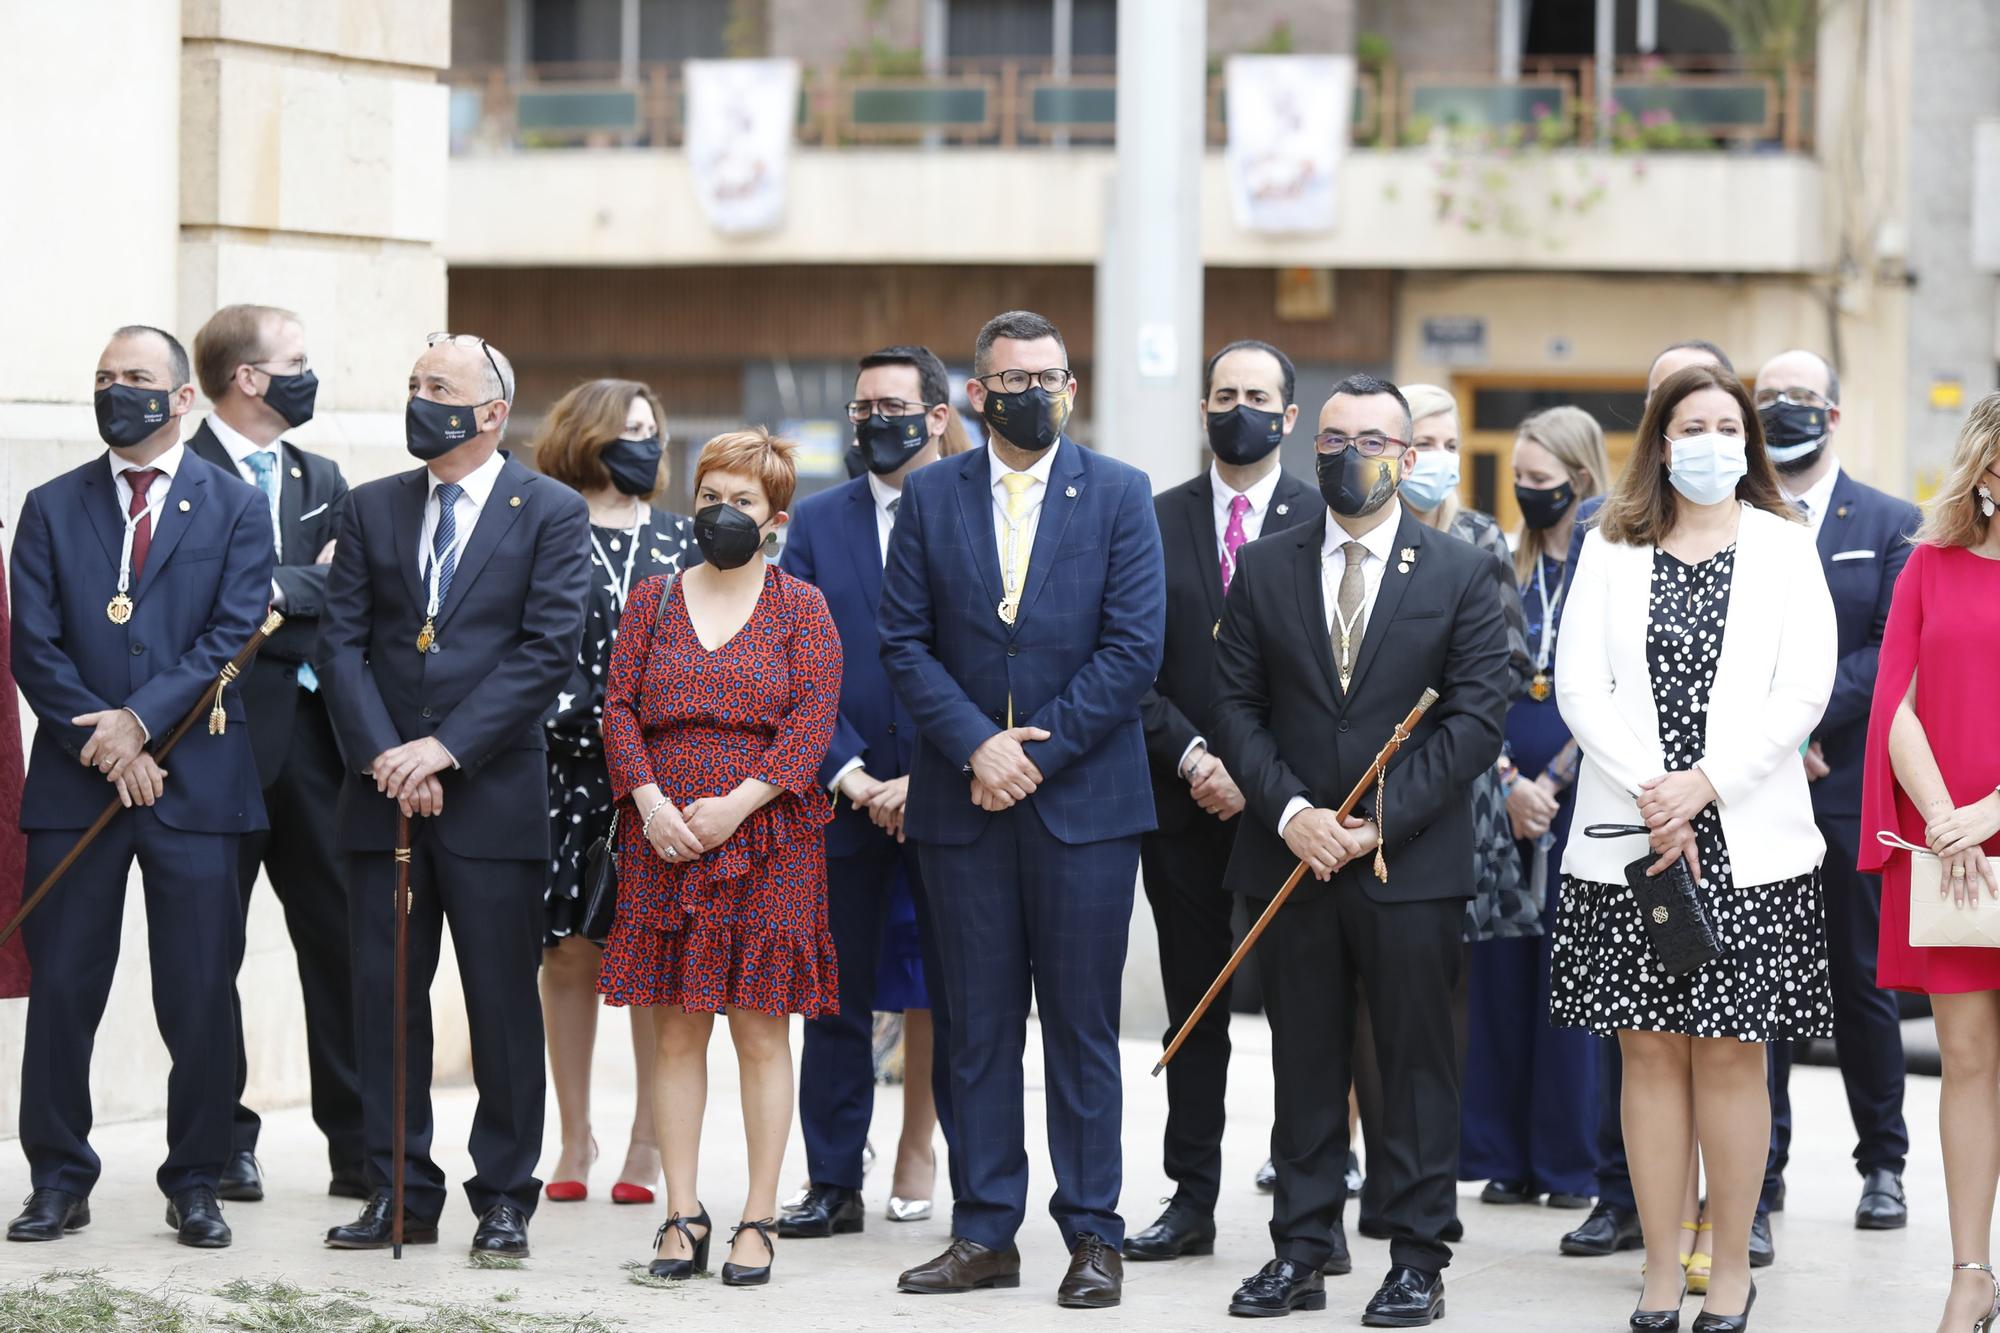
[437,458,531,628]
[1342,510,1424,702]
[186,421,232,474]
[132,464,208,598]
[1018,440,1084,622]
[77,460,126,570]
[277,441,307,554]
[1290,515,1340,690]
[952,449,1005,610]
[1269,472,1317,533]
[391,469,430,611]
[1184,473,1224,625]
[843,480,883,611]
[1814,469,1856,564]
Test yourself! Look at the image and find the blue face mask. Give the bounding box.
[1399,450,1461,512]
[1666,432,1749,506]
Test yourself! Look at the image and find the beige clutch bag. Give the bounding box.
[1878,831,2000,949]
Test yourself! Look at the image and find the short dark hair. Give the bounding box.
[1204,339,1297,406]
[1325,372,1413,439]
[857,345,951,409]
[1652,338,1735,377]
[974,310,1066,376]
[113,324,191,390]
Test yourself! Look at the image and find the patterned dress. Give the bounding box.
[1550,544,1833,1041]
[540,508,698,947]
[596,566,842,1017]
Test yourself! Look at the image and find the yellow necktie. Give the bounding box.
[999,471,1037,612]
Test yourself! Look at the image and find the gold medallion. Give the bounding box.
[1529,672,1552,702]
[997,599,1017,626]
[107,593,134,625]
[415,618,436,653]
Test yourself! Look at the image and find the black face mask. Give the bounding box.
[1315,447,1402,518]
[982,385,1070,453]
[1759,400,1830,475]
[260,370,318,429]
[693,503,767,570]
[406,395,487,462]
[1206,405,1286,467]
[1514,480,1576,531]
[856,412,932,476]
[601,436,662,496]
[95,383,174,450]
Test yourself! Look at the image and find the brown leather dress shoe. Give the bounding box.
[1058,1233,1123,1309]
[897,1237,1023,1294]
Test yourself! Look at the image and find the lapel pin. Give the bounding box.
[1064,485,1078,499]
[1837,505,1849,519]
[1275,502,1290,516]
[509,495,523,508]
[290,466,303,478]
[178,499,192,512]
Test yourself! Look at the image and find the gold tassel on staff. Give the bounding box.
[1152,686,1440,1077]
[208,662,240,735]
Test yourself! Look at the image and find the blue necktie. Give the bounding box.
[246,450,319,692]
[430,482,463,606]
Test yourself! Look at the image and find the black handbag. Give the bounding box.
[1583,823,1721,976]
[579,809,620,945]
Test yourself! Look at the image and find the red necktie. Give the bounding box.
[126,468,161,578]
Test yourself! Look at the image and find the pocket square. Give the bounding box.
[299,502,331,520]
[1830,549,1875,562]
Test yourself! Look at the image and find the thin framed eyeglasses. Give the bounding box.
[845,398,935,422]
[1314,432,1409,457]
[974,367,1071,395]
[425,331,508,405]
[249,356,310,375]
[1752,387,1827,409]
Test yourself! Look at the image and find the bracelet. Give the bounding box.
[641,800,668,839]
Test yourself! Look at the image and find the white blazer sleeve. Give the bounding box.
[1695,525,1837,808]
[1555,530,1668,797]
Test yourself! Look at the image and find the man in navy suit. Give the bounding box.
[779,344,961,1238]
[7,325,274,1249]
[317,334,590,1258]
[881,310,1165,1309]
[1755,348,1918,1231]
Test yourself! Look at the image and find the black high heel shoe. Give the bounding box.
[1631,1280,1687,1331]
[1691,1280,1756,1332]
[648,1205,711,1280]
[721,1217,777,1287]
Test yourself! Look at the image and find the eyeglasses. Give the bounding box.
[845,398,935,422]
[1753,387,1827,409]
[425,331,509,405]
[1313,432,1410,457]
[249,356,310,375]
[974,367,1071,395]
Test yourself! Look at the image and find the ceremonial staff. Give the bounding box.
[392,810,413,1260]
[0,609,286,948]
[1153,686,1439,1076]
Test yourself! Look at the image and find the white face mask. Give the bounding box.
[1398,449,1462,512]
[1666,432,1748,506]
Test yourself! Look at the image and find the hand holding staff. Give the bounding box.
[1152,686,1439,1077]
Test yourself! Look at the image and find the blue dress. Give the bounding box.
[1459,552,1602,1197]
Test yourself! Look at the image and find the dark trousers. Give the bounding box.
[347,833,546,1221]
[1262,886,1462,1276]
[1766,817,1908,1202]
[229,693,363,1174]
[20,814,241,1197]
[1353,959,1468,1230]
[799,836,960,1196]
[1138,816,1238,1215]
[1593,1040,1636,1211]
[917,810,1137,1251]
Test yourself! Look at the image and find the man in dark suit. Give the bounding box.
[1125,339,1318,1264]
[7,325,274,1249]
[316,333,589,1258]
[880,310,1164,1309]
[187,304,363,1204]
[1211,374,1509,1324]
[779,344,961,1238]
[1755,348,1918,1230]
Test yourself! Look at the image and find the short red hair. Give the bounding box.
[692,427,799,513]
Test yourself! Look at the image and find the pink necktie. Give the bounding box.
[1221,493,1252,593]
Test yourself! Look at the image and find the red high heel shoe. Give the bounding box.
[545,1180,588,1203]
[611,1182,656,1206]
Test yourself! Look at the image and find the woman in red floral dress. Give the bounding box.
[598,429,841,1287]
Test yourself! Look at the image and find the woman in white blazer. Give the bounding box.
[1551,363,1835,1333]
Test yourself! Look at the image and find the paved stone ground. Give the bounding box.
[0,1014,1949,1330]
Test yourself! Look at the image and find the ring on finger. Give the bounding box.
[1953,865,1967,878]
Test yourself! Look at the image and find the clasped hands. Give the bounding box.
[969,726,1050,812]
[1925,792,2000,906]
[1636,768,1717,882]
[370,737,452,818]
[75,708,165,808]
[1283,808,1379,883]
[632,782,755,863]
[839,770,911,842]
[1183,745,1245,821]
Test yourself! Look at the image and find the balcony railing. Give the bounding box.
[447,55,1813,156]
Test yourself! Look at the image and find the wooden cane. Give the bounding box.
[1152,686,1440,1077]
[0,610,286,948]
[392,810,412,1260]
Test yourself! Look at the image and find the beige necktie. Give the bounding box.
[999,472,1036,615]
[1333,541,1368,692]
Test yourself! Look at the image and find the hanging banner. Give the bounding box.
[1225,54,1354,235]
[684,58,800,235]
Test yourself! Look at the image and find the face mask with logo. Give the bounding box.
[982,385,1071,453]
[260,369,318,429]
[1205,405,1285,467]
[601,436,662,496]
[1398,450,1461,512]
[1758,400,1829,475]
[406,396,485,462]
[1666,432,1749,506]
[693,503,768,570]
[1317,447,1403,519]
[856,412,931,476]
[95,383,175,450]
[1514,479,1576,531]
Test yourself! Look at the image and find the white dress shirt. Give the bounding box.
[109,440,185,542]
[1178,463,1290,779]
[866,471,902,565]
[206,413,289,603]
[1781,457,1841,539]
[989,442,1060,578]
[417,448,506,584]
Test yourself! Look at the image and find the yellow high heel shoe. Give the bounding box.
[1641,1221,1701,1283]
[1685,1221,1714,1295]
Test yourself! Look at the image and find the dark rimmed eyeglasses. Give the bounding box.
[1314,432,1410,457]
[1753,387,1828,409]
[974,367,1072,395]
[845,398,937,422]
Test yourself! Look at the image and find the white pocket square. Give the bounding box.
[299,502,330,520]
[1830,549,1875,562]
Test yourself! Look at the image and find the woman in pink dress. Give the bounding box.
[1861,390,2000,1333]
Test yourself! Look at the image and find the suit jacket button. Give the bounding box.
[1006,643,1018,657]
[421,706,434,719]
[1339,720,1350,733]
[130,643,144,656]
[887,723,897,735]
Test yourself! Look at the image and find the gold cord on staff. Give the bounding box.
[207,663,239,735]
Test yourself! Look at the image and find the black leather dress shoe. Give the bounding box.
[1441,1216,1464,1244]
[1229,1259,1326,1318]
[1480,1179,1536,1205]
[472,1202,531,1257]
[1362,1265,1445,1327]
[897,1237,1022,1293]
[324,1191,441,1249]
[1123,1200,1216,1261]
[1057,1233,1122,1309]
[1546,1191,1595,1209]
[1255,1158,1277,1193]
[777,1184,864,1238]
[328,1170,371,1201]
[1561,1201,1643,1256]
[218,1151,263,1203]
[1322,1218,1352,1277]
[165,1186,231,1248]
[7,1189,89,1242]
[1855,1168,1907,1230]
[1747,1212,1774,1268]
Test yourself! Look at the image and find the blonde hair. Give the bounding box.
[1399,383,1462,528]
[693,427,800,513]
[1913,390,2000,549]
[1512,405,1613,580]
